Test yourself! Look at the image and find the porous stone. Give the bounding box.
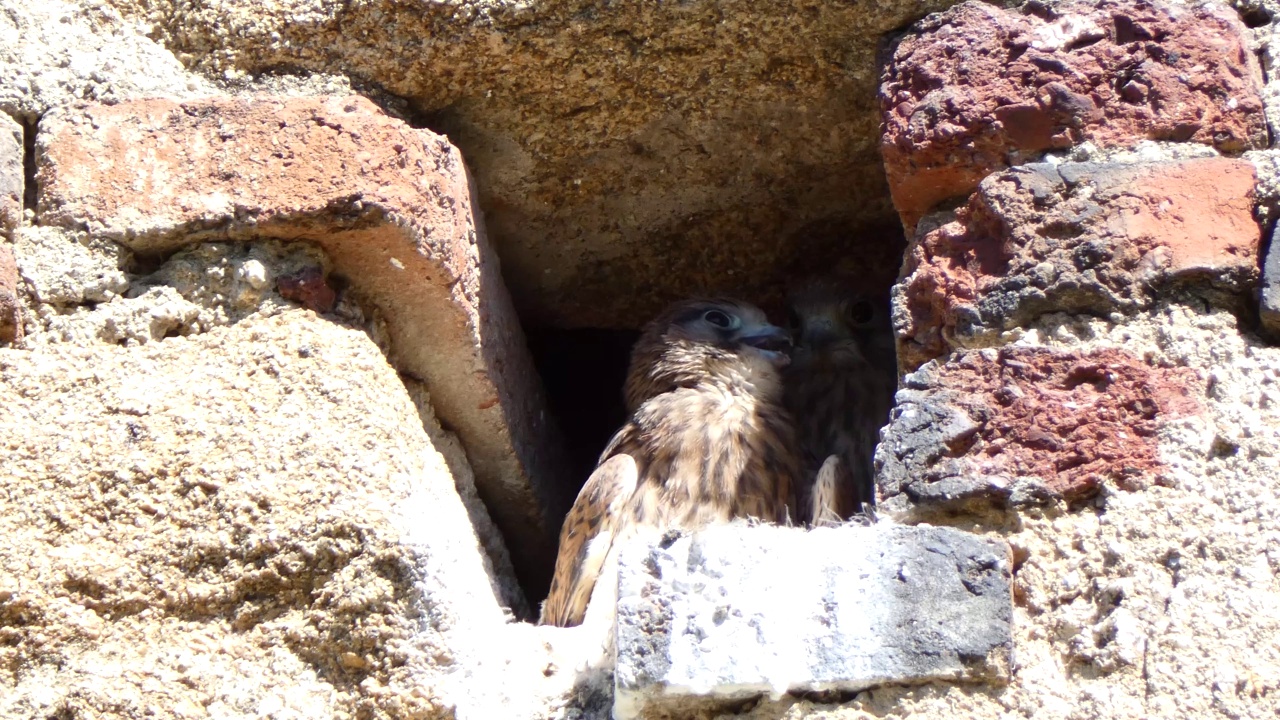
[109,0,942,327]
[894,158,1260,370]
[700,305,1280,720]
[877,346,1202,518]
[0,112,22,344]
[17,239,370,357]
[1,234,622,719]
[0,241,18,344]
[614,523,1013,720]
[35,95,571,599]
[1248,0,1280,143]
[880,0,1267,230]
[0,308,516,717]
[0,112,21,230]
[1247,148,1280,225]
[14,227,130,308]
[0,0,217,119]
[1261,223,1280,338]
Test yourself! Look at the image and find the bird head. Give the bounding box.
[624,298,792,410]
[786,280,895,371]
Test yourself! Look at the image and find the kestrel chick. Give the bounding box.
[784,280,897,524]
[540,298,802,627]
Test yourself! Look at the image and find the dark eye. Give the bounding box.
[703,309,733,328]
[848,300,875,325]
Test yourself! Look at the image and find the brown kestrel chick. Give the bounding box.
[784,280,897,524]
[540,298,802,627]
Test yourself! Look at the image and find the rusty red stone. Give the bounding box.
[943,347,1198,499]
[879,0,1267,230]
[277,266,338,314]
[878,346,1202,510]
[895,158,1259,370]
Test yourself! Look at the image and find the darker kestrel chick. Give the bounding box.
[540,298,802,627]
[784,279,897,524]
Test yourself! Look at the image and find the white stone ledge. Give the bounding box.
[614,523,1013,720]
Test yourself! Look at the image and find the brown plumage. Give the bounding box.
[784,280,898,524]
[540,298,802,627]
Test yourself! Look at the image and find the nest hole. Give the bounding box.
[517,237,907,611]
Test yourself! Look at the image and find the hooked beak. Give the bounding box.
[802,318,839,349]
[738,324,793,367]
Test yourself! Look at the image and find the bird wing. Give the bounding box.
[810,453,855,526]
[539,452,639,627]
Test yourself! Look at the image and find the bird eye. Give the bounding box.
[848,299,875,325]
[703,309,734,328]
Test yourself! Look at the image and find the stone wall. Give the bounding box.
[858,1,1280,718]
[2,0,1280,718]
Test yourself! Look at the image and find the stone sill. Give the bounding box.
[613,523,1014,719]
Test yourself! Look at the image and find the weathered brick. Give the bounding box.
[35,95,572,598]
[614,523,1013,719]
[894,158,1259,370]
[880,0,1266,230]
[877,346,1201,517]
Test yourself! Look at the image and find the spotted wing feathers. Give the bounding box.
[539,453,639,627]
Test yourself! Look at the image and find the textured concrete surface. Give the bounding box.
[614,524,1012,719]
[36,95,572,600]
[13,236,524,609]
[0,306,509,718]
[1,238,625,720]
[880,0,1267,229]
[101,0,936,327]
[0,112,20,231]
[0,0,217,119]
[894,158,1260,370]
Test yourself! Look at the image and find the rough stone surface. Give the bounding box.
[0,308,512,718]
[15,227,129,309]
[1261,221,1280,338]
[0,112,20,231]
[880,0,1268,229]
[0,241,18,345]
[614,524,1012,720]
[877,345,1202,518]
[1247,148,1280,225]
[1244,0,1280,147]
[35,95,571,599]
[102,0,939,328]
[894,158,1260,370]
[2,237,626,719]
[0,112,22,344]
[0,0,217,119]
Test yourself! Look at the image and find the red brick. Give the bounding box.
[880,0,1266,230]
[36,96,571,596]
[896,158,1259,370]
